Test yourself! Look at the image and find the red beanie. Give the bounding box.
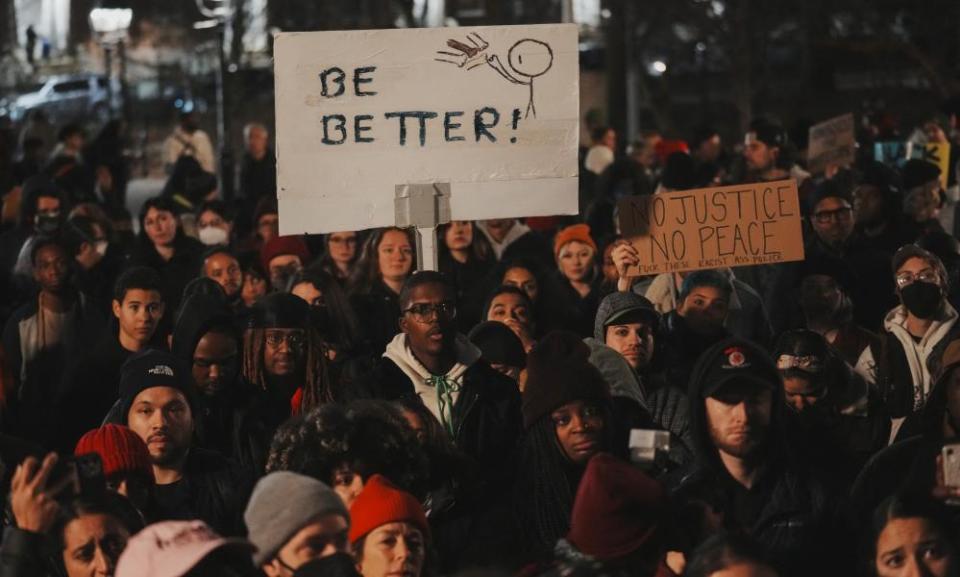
[567,453,666,561]
[74,424,154,482]
[260,235,311,272]
[348,474,429,545]
[553,224,597,257]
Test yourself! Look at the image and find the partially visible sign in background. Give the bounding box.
[874,141,951,190]
[273,24,580,235]
[807,113,856,175]
[617,180,805,276]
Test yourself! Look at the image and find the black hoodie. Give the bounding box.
[171,293,271,473]
[666,338,850,577]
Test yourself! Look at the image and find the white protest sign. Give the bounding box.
[274,24,580,235]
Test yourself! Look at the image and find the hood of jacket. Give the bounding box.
[383,332,482,385]
[685,338,787,474]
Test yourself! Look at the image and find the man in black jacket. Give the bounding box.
[667,337,850,577]
[56,266,165,451]
[171,292,272,473]
[114,348,252,536]
[357,271,522,483]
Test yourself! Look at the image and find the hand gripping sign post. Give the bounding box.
[616,180,805,276]
[273,24,580,271]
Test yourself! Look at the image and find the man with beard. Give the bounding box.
[201,246,243,305]
[857,245,960,420]
[768,176,896,333]
[171,292,271,473]
[114,348,252,535]
[668,338,848,577]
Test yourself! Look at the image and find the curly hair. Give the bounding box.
[265,401,430,498]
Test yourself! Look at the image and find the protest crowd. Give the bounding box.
[1,88,960,577]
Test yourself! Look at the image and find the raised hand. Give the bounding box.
[10,453,68,534]
[611,240,642,292]
[435,32,490,70]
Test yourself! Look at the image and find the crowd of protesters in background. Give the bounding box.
[0,98,958,577]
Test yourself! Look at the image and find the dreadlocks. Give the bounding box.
[241,326,334,412]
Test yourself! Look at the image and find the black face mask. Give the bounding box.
[35,212,60,234]
[293,553,360,577]
[901,281,942,319]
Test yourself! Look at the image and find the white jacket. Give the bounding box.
[856,303,959,409]
[383,333,482,429]
[163,126,215,174]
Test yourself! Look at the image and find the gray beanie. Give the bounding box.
[244,471,349,566]
[594,291,660,340]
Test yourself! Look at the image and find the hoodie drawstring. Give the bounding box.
[426,374,461,437]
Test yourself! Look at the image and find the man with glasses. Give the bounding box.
[857,245,960,422]
[769,176,895,333]
[359,271,521,483]
[242,292,335,427]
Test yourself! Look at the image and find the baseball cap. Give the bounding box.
[697,338,781,398]
[115,520,253,577]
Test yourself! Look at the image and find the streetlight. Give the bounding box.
[194,0,235,201]
[89,8,133,123]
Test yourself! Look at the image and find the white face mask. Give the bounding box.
[94,240,108,257]
[198,226,229,246]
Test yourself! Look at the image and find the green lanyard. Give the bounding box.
[426,375,461,438]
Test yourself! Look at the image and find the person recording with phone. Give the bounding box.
[0,452,144,577]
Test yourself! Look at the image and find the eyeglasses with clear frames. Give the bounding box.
[264,330,306,348]
[895,269,939,288]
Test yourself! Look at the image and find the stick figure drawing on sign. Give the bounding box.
[435,32,554,119]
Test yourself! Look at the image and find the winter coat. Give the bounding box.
[1,293,104,448]
[0,527,52,577]
[851,339,960,520]
[767,235,896,334]
[656,311,728,393]
[55,327,138,452]
[355,336,523,486]
[126,234,204,314]
[855,302,960,417]
[150,447,254,537]
[665,340,851,577]
[439,250,493,334]
[638,270,773,346]
[349,281,401,356]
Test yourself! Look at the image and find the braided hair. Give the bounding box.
[241,325,334,411]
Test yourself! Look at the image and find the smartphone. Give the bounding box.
[629,429,670,466]
[943,443,960,489]
[0,434,105,499]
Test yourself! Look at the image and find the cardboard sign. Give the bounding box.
[807,113,856,174]
[273,24,580,235]
[617,180,805,276]
[874,141,950,190]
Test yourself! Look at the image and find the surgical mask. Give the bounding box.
[901,281,942,319]
[94,240,108,257]
[198,225,229,246]
[35,211,60,234]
